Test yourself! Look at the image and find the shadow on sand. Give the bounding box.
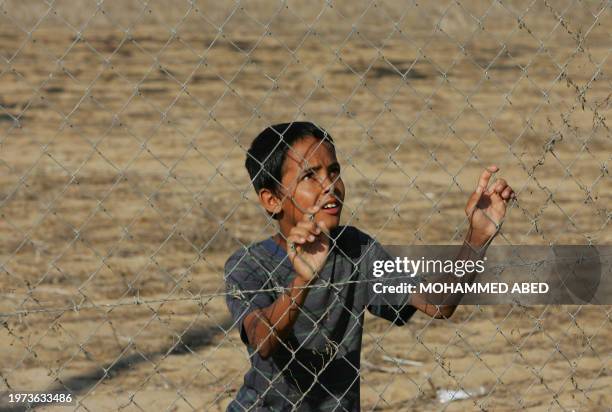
[0,317,235,412]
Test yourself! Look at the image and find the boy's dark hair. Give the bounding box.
[245,122,335,197]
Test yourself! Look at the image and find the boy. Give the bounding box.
[224,122,514,411]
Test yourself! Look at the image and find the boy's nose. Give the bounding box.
[321,174,335,194]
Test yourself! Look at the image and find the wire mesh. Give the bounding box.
[0,0,610,410]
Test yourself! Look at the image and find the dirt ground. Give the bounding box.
[0,1,610,411]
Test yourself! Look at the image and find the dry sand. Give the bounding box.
[0,1,610,410]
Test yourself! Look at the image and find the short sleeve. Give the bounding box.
[359,236,417,325]
[224,248,275,345]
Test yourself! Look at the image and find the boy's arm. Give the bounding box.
[409,165,515,319]
[408,237,487,319]
[243,206,329,359]
[242,275,311,359]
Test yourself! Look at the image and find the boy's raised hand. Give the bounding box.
[465,165,516,246]
[287,205,330,283]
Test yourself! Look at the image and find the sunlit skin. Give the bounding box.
[258,136,345,280]
[245,135,515,358]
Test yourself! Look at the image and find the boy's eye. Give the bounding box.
[301,171,314,180]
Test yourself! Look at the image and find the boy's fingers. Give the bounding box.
[476,165,498,194]
[501,186,513,200]
[466,165,498,215]
[491,178,508,194]
[297,220,321,234]
[288,232,308,245]
[465,189,482,216]
[317,220,330,236]
[292,227,314,241]
[303,205,321,222]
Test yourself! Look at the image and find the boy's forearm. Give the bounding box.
[243,275,311,358]
[410,233,490,318]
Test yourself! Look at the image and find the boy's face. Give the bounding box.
[272,135,345,234]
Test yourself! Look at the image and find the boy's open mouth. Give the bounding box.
[321,200,341,216]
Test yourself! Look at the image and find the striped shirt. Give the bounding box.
[224,226,415,411]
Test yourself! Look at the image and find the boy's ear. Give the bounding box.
[258,188,283,217]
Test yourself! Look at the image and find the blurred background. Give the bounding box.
[0,0,610,410]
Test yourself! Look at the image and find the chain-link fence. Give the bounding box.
[0,0,610,410]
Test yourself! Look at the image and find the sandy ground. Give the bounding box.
[0,1,610,411]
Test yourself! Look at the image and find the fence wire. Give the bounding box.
[0,0,610,411]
